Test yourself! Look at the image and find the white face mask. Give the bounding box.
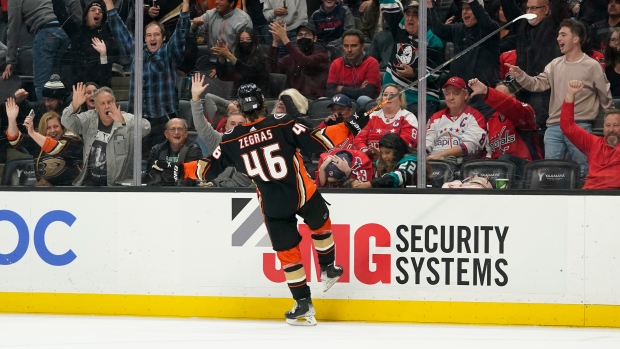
[527,17,539,26]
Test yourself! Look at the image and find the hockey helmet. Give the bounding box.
[325,151,353,183]
[237,83,265,113]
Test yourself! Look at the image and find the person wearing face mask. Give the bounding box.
[212,27,269,92]
[269,21,330,99]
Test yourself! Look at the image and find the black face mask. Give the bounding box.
[239,42,253,54]
[297,38,314,55]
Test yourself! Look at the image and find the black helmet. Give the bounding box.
[325,150,353,182]
[237,83,265,113]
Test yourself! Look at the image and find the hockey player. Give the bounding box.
[152,82,344,326]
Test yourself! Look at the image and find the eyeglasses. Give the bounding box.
[167,127,186,132]
[89,7,103,14]
[611,38,619,43]
[525,5,547,11]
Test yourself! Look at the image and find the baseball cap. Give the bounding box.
[297,22,316,36]
[405,0,420,11]
[443,76,467,90]
[325,151,353,183]
[327,94,352,108]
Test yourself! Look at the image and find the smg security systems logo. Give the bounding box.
[231,198,511,287]
[0,210,77,266]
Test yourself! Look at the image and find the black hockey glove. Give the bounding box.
[280,94,303,119]
[151,161,184,185]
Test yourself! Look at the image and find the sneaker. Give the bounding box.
[320,263,343,292]
[284,298,317,326]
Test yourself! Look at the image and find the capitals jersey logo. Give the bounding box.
[489,126,516,154]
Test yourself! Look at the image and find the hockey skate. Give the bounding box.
[285,298,317,326]
[320,263,343,292]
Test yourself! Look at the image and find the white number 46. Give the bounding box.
[242,143,288,181]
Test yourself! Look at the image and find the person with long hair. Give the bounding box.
[79,82,100,112]
[213,27,270,91]
[604,28,620,97]
[5,99,83,186]
[350,133,431,188]
[353,84,418,160]
[272,88,309,116]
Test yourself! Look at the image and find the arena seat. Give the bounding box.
[15,47,33,77]
[0,75,22,102]
[461,159,516,189]
[307,98,333,127]
[428,160,455,188]
[178,100,194,130]
[265,98,278,114]
[523,160,580,189]
[265,73,288,99]
[1,158,36,186]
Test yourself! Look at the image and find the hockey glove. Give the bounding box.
[151,160,184,185]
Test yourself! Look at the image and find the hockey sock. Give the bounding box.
[283,263,311,300]
[312,232,335,267]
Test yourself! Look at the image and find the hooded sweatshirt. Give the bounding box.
[65,0,113,86]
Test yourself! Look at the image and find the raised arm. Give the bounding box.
[560,80,597,154]
[468,78,537,130]
[104,0,135,58]
[5,98,23,146]
[166,0,191,65]
[426,0,455,42]
[191,74,223,154]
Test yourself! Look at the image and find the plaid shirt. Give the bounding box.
[108,8,189,119]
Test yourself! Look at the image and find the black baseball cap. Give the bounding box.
[297,22,316,36]
[405,0,420,11]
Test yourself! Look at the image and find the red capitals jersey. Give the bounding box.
[315,148,374,187]
[484,87,542,161]
[199,114,334,218]
[353,109,418,152]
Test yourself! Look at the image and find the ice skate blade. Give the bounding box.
[286,316,317,326]
[322,274,341,292]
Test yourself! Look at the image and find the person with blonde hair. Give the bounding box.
[353,84,418,160]
[5,99,83,186]
[272,88,309,116]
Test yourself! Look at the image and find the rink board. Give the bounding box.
[0,191,619,327]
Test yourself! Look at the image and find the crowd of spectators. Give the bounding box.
[0,0,619,189]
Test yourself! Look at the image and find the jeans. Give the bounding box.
[544,123,591,177]
[356,95,374,111]
[32,27,70,101]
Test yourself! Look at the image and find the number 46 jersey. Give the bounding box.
[200,114,335,218]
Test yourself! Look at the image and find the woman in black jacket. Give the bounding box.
[212,27,269,91]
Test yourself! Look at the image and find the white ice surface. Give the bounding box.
[1,314,619,349]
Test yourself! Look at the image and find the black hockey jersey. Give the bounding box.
[197,114,334,218]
